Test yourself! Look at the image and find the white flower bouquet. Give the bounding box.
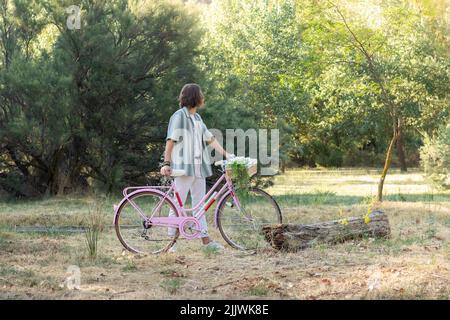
[225,156,258,179]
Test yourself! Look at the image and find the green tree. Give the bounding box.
[420,124,450,189]
[0,0,203,196]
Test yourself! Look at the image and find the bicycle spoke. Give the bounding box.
[115,191,179,254]
[218,188,282,250]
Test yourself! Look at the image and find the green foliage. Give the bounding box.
[198,0,449,169]
[0,0,449,197]
[246,282,271,296]
[0,0,203,196]
[160,277,184,295]
[228,161,251,191]
[420,124,450,189]
[84,199,105,259]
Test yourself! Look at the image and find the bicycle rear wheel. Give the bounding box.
[114,190,179,254]
[216,187,282,250]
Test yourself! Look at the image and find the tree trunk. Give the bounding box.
[333,4,399,203]
[396,120,407,172]
[262,210,390,251]
[377,130,398,202]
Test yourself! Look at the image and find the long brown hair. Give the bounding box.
[178,83,204,109]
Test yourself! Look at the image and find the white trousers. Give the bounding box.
[168,175,209,238]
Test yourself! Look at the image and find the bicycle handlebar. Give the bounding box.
[214,160,227,167]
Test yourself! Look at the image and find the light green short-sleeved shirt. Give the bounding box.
[166,106,215,178]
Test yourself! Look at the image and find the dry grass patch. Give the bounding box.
[0,169,449,299]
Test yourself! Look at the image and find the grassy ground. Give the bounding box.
[0,168,449,300]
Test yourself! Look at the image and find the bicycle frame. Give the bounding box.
[113,168,243,240]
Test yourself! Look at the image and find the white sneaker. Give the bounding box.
[167,244,177,253]
[205,241,224,251]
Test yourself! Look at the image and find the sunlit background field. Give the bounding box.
[1,168,449,299]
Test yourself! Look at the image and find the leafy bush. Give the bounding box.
[420,125,450,189]
[227,160,251,191]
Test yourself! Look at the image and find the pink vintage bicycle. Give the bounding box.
[113,160,282,254]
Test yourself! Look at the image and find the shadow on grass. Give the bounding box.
[275,193,366,206]
[384,193,450,202]
[274,192,450,206]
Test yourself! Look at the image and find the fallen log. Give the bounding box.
[262,210,390,251]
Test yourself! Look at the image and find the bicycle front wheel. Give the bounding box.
[114,190,179,254]
[216,187,282,250]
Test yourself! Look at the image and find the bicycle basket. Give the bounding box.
[225,158,258,178]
